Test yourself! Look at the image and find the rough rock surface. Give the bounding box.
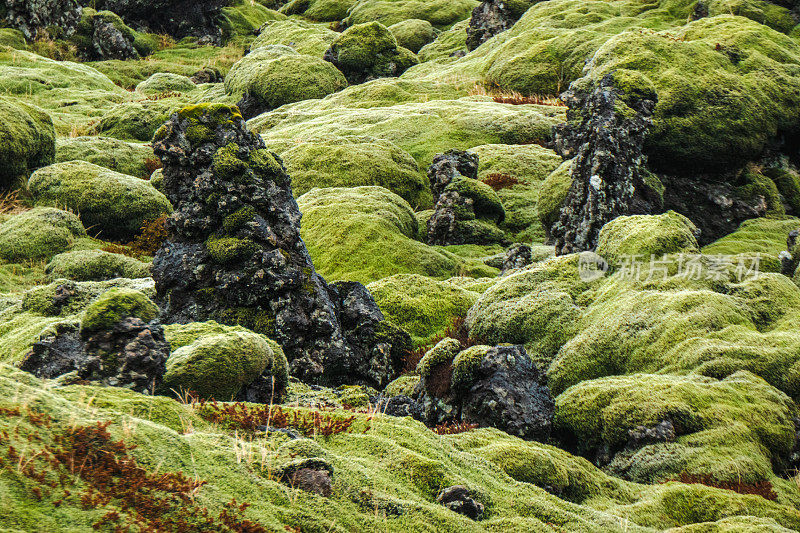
[782,229,799,277]
[550,74,659,255]
[151,104,408,387]
[94,0,227,41]
[466,0,517,51]
[501,243,532,273]
[92,16,139,60]
[436,486,485,520]
[4,0,82,40]
[287,468,333,497]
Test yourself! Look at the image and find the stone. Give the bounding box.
[550,73,659,255]
[93,0,228,42]
[436,486,484,520]
[466,0,516,51]
[501,243,532,273]
[287,468,333,497]
[92,16,139,60]
[3,0,82,40]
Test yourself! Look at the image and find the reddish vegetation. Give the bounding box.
[673,473,777,501]
[482,173,521,191]
[433,422,479,435]
[128,215,170,256]
[426,361,453,398]
[402,316,484,374]
[145,157,163,176]
[198,400,362,438]
[491,94,565,106]
[0,406,268,532]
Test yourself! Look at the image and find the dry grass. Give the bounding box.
[0,190,30,216]
[469,83,565,107]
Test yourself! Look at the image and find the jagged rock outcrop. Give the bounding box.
[92,15,139,60]
[466,0,529,51]
[550,73,659,255]
[151,103,409,387]
[91,0,227,42]
[782,229,799,278]
[436,486,485,520]
[501,243,532,273]
[3,0,82,40]
[426,150,506,246]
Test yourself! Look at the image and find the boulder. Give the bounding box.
[388,19,435,53]
[466,0,536,51]
[436,486,485,520]
[3,0,81,40]
[0,97,56,188]
[45,250,151,282]
[0,207,86,263]
[92,0,229,42]
[323,22,418,84]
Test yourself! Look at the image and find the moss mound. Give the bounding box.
[418,19,468,62]
[280,0,359,21]
[344,0,479,28]
[388,19,436,53]
[367,274,480,346]
[45,250,151,282]
[218,2,286,42]
[28,161,172,240]
[702,217,800,274]
[135,72,196,95]
[266,136,431,207]
[0,97,56,188]
[0,208,86,263]
[81,287,159,332]
[251,19,338,56]
[324,22,418,82]
[596,211,700,266]
[55,136,156,179]
[97,101,173,142]
[224,45,347,110]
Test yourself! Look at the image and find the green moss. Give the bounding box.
[701,217,800,273]
[224,45,347,110]
[222,206,256,233]
[417,19,468,62]
[280,0,358,21]
[596,211,700,266]
[163,331,272,399]
[388,19,436,53]
[344,0,479,29]
[55,136,156,179]
[766,167,800,214]
[445,176,506,222]
[81,287,159,332]
[537,159,573,234]
[45,250,151,282]
[0,97,56,188]
[265,136,432,208]
[213,306,277,338]
[218,2,286,43]
[367,274,480,346]
[211,143,247,179]
[416,337,461,377]
[384,374,420,396]
[28,161,172,240]
[327,21,417,77]
[451,345,490,390]
[135,72,196,95]
[251,19,338,57]
[0,208,86,263]
[0,28,27,50]
[206,237,258,264]
[98,101,173,142]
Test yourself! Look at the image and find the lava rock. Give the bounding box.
[436,486,484,520]
[377,395,423,419]
[501,243,532,273]
[4,0,82,40]
[466,0,516,51]
[93,0,227,42]
[20,324,84,379]
[550,73,659,255]
[92,16,139,60]
[625,419,676,450]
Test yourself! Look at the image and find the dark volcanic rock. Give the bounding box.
[501,243,532,273]
[4,0,82,40]
[20,324,84,379]
[466,0,516,51]
[550,73,659,255]
[436,486,484,520]
[288,468,333,497]
[151,103,408,387]
[92,0,227,41]
[782,229,800,277]
[92,16,139,60]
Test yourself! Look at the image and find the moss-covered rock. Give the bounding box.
[416,337,462,377]
[701,217,800,274]
[218,2,286,42]
[324,22,418,83]
[163,330,273,399]
[97,101,173,142]
[596,211,700,266]
[55,136,156,179]
[297,186,496,284]
[267,136,431,207]
[135,72,196,95]
[417,19,468,62]
[388,18,436,53]
[224,45,347,111]
[0,208,86,263]
[344,0,479,28]
[0,28,27,49]
[81,287,159,332]
[367,274,480,346]
[280,0,358,21]
[0,97,56,188]
[251,19,338,57]
[28,161,172,240]
[45,250,151,282]
[537,159,573,236]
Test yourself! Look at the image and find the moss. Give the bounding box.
[451,345,491,391]
[224,45,347,110]
[251,19,338,57]
[71,10,158,58]
[222,206,256,234]
[218,2,286,43]
[280,0,358,21]
[343,0,479,29]
[210,143,247,179]
[388,19,436,53]
[735,167,785,217]
[98,101,173,142]
[0,97,56,188]
[213,307,277,338]
[298,186,496,284]
[135,72,196,95]
[416,337,462,377]
[205,237,259,264]
[445,176,506,222]
[368,274,480,346]
[0,208,86,263]
[537,159,573,234]
[81,287,159,332]
[45,250,151,282]
[326,21,417,78]
[384,374,420,397]
[766,167,800,214]
[701,217,800,274]
[0,28,27,50]
[595,211,700,267]
[28,161,173,240]
[417,19,468,62]
[55,136,156,179]
[163,331,272,399]
[265,136,432,208]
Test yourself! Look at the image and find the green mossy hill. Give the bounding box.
[556,372,798,491]
[251,98,564,169]
[471,143,563,243]
[163,331,274,399]
[367,274,480,346]
[0,98,56,189]
[55,136,156,179]
[3,366,800,531]
[28,161,172,240]
[218,1,286,43]
[343,0,479,28]
[266,136,432,208]
[81,287,159,332]
[702,217,800,274]
[280,0,359,21]
[0,28,27,49]
[325,22,418,80]
[0,208,86,263]
[45,250,151,282]
[297,186,497,284]
[97,101,174,142]
[224,45,347,110]
[596,212,700,266]
[417,19,468,62]
[135,72,197,95]
[388,19,436,53]
[252,19,339,56]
